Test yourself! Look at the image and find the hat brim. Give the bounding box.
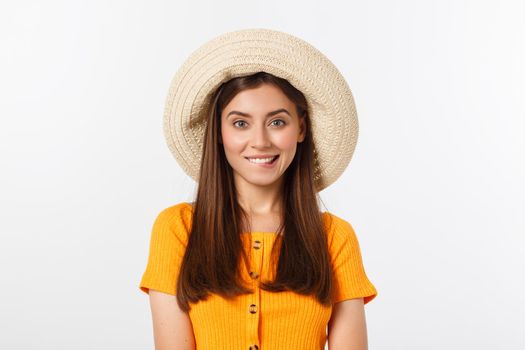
[163,28,358,192]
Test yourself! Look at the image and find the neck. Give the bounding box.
[234,175,284,216]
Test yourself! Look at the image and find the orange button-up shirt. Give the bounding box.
[139,202,377,349]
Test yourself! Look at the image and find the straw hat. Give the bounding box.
[163,28,359,192]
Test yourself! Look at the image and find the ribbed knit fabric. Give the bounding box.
[139,202,377,349]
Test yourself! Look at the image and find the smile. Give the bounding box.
[245,155,279,165]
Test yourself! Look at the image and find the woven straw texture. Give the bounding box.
[163,28,359,192]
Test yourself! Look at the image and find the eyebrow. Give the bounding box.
[226,108,291,119]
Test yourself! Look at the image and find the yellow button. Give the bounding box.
[253,240,262,249]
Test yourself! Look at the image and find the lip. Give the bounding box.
[245,154,279,168]
[244,154,279,159]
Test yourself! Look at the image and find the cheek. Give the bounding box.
[221,128,244,154]
[273,129,300,150]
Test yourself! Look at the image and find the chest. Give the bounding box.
[187,233,333,349]
[248,212,281,233]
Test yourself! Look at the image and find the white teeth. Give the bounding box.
[248,156,276,164]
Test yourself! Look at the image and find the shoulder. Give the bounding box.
[152,202,194,240]
[321,211,358,247]
[156,201,193,221]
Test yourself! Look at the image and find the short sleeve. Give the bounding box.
[139,202,192,295]
[325,212,378,305]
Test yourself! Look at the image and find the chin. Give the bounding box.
[241,175,282,187]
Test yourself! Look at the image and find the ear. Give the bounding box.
[297,116,306,143]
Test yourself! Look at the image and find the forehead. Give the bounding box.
[223,84,294,112]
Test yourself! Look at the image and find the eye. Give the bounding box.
[233,120,247,128]
[271,119,286,127]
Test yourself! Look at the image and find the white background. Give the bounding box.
[1,0,524,349]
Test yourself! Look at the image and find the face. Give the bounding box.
[220,83,306,190]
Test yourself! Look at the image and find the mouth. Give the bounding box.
[245,155,279,165]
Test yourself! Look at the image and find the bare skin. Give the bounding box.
[220,83,305,220]
[328,298,369,350]
[148,290,196,350]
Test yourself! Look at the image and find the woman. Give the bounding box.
[139,29,378,350]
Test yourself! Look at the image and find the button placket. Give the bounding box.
[250,238,262,280]
[247,233,263,348]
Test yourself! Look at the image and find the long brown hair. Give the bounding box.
[175,71,334,312]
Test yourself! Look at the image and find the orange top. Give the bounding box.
[139,202,377,349]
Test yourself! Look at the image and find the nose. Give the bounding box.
[250,123,271,148]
